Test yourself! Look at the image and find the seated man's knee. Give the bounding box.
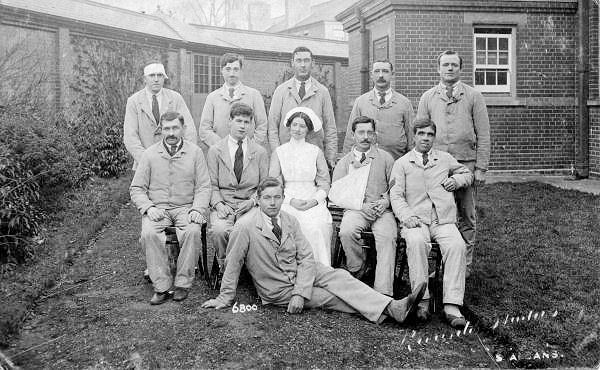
[140,224,161,242]
[210,218,231,236]
[184,222,203,237]
[402,228,426,249]
[339,217,362,240]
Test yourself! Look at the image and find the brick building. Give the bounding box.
[337,0,600,176]
[0,0,350,140]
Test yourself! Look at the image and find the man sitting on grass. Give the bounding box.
[390,118,472,328]
[202,177,426,324]
[130,111,211,305]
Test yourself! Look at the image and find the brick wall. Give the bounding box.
[590,107,600,176]
[344,7,581,172]
[589,4,599,177]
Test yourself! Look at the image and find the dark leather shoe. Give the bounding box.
[444,312,467,329]
[143,269,152,284]
[386,282,426,323]
[150,291,169,305]
[416,305,431,322]
[172,287,189,302]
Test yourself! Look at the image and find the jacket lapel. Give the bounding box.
[302,78,318,100]
[287,80,302,105]
[137,90,157,125]
[256,211,280,244]
[216,139,234,173]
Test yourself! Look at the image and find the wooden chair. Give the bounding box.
[165,224,209,281]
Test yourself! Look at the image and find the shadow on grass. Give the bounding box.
[466,181,600,367]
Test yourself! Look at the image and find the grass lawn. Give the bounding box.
[3,180,599,368]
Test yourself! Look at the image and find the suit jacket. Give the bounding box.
[123,88,198,168]
[416,81,490,170]
[206,136,269,208]
[267,77,337,165]
[199,84,268,150]
[129,140,210,216]
[390,149,473,225]
[332,146,395,209]
[215,207,316,306]
[342,89,414,160]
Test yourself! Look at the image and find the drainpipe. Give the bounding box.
[357,7,369,94]
[576,0,589,178]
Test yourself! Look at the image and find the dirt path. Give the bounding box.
[7,203,496,369]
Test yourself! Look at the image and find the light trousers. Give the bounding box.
[274,263,393,322]
[339,210,397,295]
[141,207,203,292]
[209,211,236,268]
[456,160,477,268]
[401,223,466,306]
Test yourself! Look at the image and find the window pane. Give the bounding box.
[487,51,497,65]
[475,70,485,85]
[486,70,496,85]
[499,51,509,65]
[487,37,497,51]
[476,51,486,64]
[498,70,508,85]
[499,38,509,51]
[476,37,486,51]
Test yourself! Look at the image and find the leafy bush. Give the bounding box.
[0,144,40,264]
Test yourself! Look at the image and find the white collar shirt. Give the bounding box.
[145,87,164,113]
[294,77,312,94]
[374,88,392,103]
[223,82,242,99]
[228,135,248,165]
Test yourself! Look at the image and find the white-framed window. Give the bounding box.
[473,27,514,93]
[193,54,221,94]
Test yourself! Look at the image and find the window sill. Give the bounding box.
[483,95,523,106]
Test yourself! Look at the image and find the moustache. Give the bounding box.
[377,78,386,82]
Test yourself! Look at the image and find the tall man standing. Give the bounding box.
[124,62,197,169]
[130,111,210,305]
[332,116,397,296]
[343,60,414,160]
[416,50,490,275]
[268,46,338,168]
[199,53,268,152]
[206,103,269,271]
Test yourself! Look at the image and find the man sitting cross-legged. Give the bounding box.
[130,111,211,305]
[332,116,397,296]
[202,177,426,325]
[390,118,472,328]
[206,102,269,272]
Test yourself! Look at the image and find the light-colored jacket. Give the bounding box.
[343,90,414,160]
[390,149,473,225]
[123,88,197,168]
[129,140,210,216]
[215,207,316,306]
[332,146,395,208]
[199,84,268,149]
[416,81,490,170]
[206,136,269,208]
[267,77,337,165]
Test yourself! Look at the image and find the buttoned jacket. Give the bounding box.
[267,77,337,165]
[123,88,197,168]
[416,81,490,170]
[343,90,414,160]
[390,149,473,225]
[129,140,210,216]
[216,207,315,306]
[332,146,395,208]
[206,136,269,208]
[199,84,268,149]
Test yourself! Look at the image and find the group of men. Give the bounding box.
[123,46,490,329]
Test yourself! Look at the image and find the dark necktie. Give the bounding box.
[299,81,306,99]
[446,85,454,100]
[360,152,367,163]
[378,91,386,105]
[229,87,235,99]
[234,140,243,183]
[170,144,178,156]
[152,94,160,124]
[271,217,281,242]
[423,152,429,166]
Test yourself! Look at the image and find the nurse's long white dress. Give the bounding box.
[270,138,332,266]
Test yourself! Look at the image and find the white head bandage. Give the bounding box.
[283,107,322,132]
[143,63,168,79]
